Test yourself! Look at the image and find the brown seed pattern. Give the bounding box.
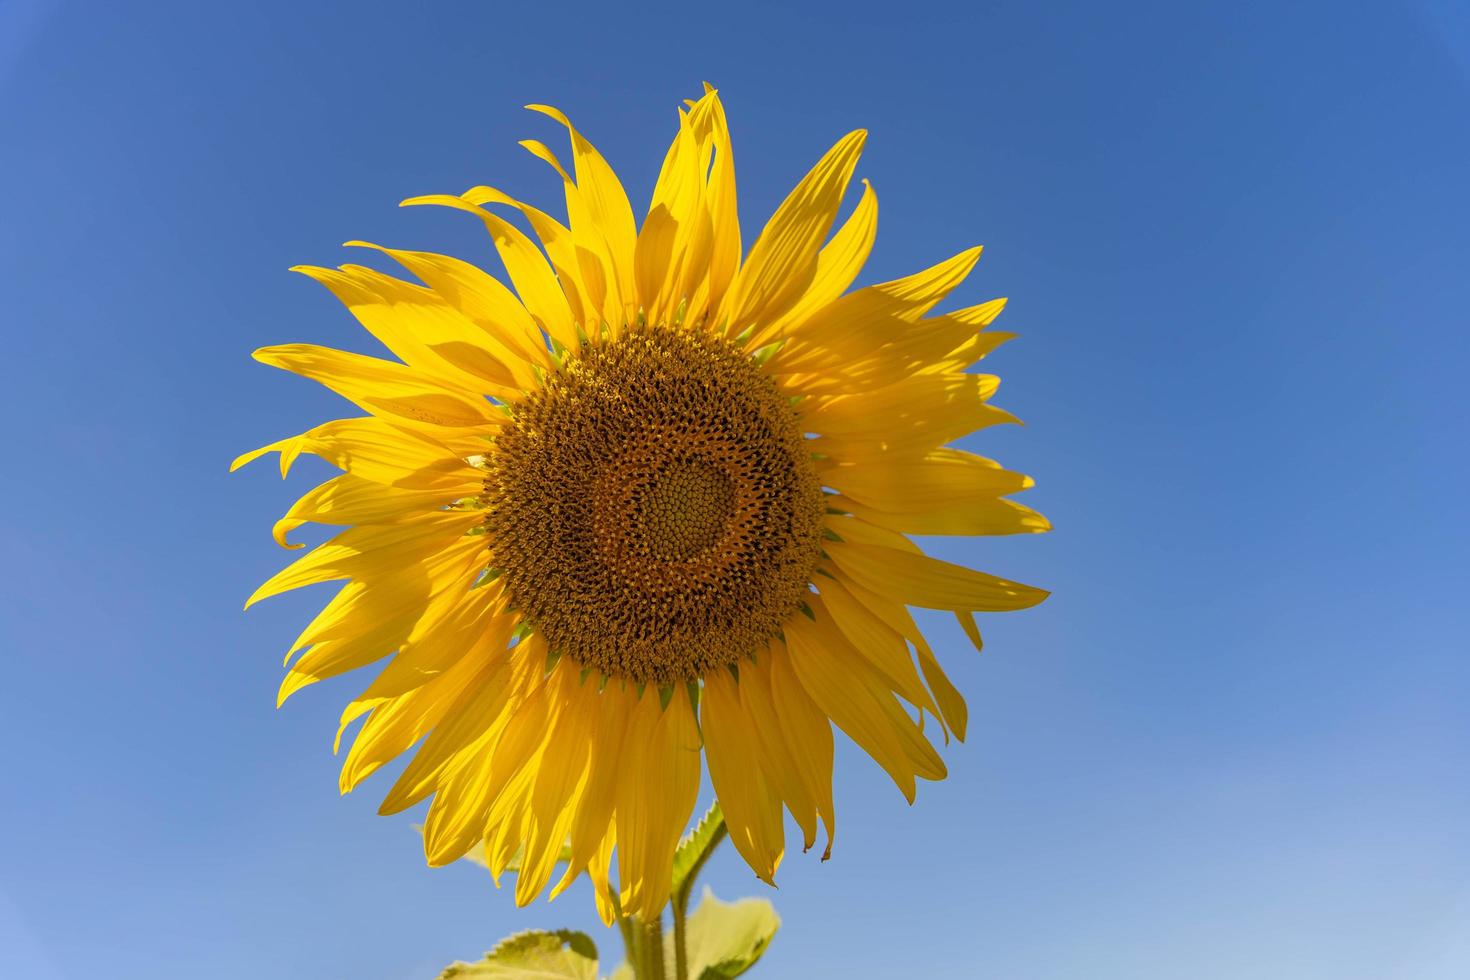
[482,326,824,684]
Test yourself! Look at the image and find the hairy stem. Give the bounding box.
[642,915,667,980]
[673,811,728,980]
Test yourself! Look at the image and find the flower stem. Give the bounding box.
[671,901,690,980]
[642,915,668,980]
[672,810,728,980]
[616,914,638,977]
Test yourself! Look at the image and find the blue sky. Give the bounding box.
[3,1,1468,977]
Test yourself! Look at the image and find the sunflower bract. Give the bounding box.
[235,85,1049,923]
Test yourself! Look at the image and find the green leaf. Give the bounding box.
[436,929,599,979]
[666,889,780,980]
[671,802,726,897]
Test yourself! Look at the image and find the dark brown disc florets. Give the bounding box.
[482,326,824,684]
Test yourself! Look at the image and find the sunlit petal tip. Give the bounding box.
[270,521,306,550]
[522,102,563,119]
[227,446,268,473]
[276,671,313,708]
[517,139,573,181]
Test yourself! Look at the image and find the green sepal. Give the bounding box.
[751,342,781,365]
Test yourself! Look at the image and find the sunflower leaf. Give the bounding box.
[663,889,779,980]
[671,802,726,898]
[436,929,598,979]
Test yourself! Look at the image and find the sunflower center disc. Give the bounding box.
[633,459,737,562]
[483,327,824,684]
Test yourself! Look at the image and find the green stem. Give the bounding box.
[616,916,638,977]
[611,888,645,979]
[671,900,690,980]
[642,915,667,980]
[672,811,728,980]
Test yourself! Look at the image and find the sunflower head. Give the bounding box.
[236,86,1049,923]
[482,324,825,685]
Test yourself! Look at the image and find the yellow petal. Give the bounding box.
[702,668,785,883]
[805,373,1018,460]
[277,628,406,706]
[783,610,945,802]
[771,246,982,375]
[716,652,815,852]
[526,104,639,312]
[820,447,1030,504]
[897,298,1009,370]
[813,580,939,719]
[687,87,740,317]
[232,416,479,490]
[747,179,877,348]
[278,539,486,704]
[339,243,551,375]
[552,683,631,901]
[246,510,480,608]
[720,130,867,332]
[803,372,998,436]
[925,330,1016,375]
[512,143,629,330]
[589,825,619,926]
[253,344,500,430]
[355,584,513,701]
[380,646,540,816]
[832,573,970,742]
[291,262,530,395]
[835,493,1050,538]
[516,662,596,904]
[826,532,1049,613]
[272,473,460,548]
[400,193,577,349]
[338,651,493,793]
[635,106,710,325]
[616,685,701,919]
[766,644,836,857]
[461,184,608,335]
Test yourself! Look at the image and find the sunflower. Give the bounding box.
[235,86,1049,924]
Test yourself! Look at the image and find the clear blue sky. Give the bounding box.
[3,1,1468,977]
